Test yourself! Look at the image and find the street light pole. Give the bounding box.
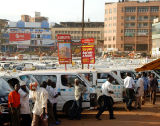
[81,0,85,69]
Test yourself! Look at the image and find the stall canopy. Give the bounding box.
[135,58,160,72]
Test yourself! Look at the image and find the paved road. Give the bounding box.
[59,98,160,126]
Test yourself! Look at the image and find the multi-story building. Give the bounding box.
[21,12,48,23]
[1,20,54,53]
[51,22,104,55]
[152,18,160,57]
[104,0,160,54]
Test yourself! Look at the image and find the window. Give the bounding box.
[130,23,135,27]
[81,73,93,84]
[143,23,148,27]
[144,16,148,20]
[113,36,115,41]
[61,75,85,87]
[97,73,110,79]
[130,16,135,20]
[108,44,111,48]
[138,7,148,12]
[125,29,135,37]
[136,44,148,51]
[33,75,57,85]
[105,9,108,14]
[121,36,123,40]
[114,8,117,13]
[121,30,123,33]
[150,6,159,12]
[20,75,38,87]
[125,7,136,12]
[137,29,148,36]
[109,8,112,14]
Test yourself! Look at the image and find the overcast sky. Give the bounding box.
[0,0,118,23]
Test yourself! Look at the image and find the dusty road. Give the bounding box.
[59,97,160,126]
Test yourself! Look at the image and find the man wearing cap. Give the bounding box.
[18,81,31,126]
[29,82,48,126]
[8,83,21,126]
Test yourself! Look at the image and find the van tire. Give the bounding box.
[63,101,74,117]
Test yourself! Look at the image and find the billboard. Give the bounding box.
[10,33,31,42]
[81,45,95,64]
[57,34,72,64]
[81,38,94,44]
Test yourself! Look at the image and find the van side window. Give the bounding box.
[20,75,36,87]
[61,75,85,87]
[97,73,109,79]
[81,73,93,84]
[33,75,57,85]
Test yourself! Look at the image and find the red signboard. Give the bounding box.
[57,34,71,40]
[10,33,31,41]
[81,45,95,64]
[81,38,94,44]
[57,34,72,64]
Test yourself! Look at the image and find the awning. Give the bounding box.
[135,58,160,72]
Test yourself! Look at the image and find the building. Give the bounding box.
[1,20,54,53]
[21,12,48,23]
[0,19,9,51]
[152,18,160,57]
[104,0,160,54]
[51,22,104,56]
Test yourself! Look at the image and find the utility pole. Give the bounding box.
[81,0,85,69]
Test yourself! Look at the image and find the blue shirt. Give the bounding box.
[143,77,149,91]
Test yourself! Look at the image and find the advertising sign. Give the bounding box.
[81,45,95,64]
[10,33,31,42]
[57,34,72,64]
[81,38,94,44]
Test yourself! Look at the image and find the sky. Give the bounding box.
[0,0,117,23]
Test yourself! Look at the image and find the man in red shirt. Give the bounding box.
[8,83,21,126]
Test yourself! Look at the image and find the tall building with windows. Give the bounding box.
[104,0,160,53]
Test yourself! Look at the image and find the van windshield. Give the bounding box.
[0,78,12,96]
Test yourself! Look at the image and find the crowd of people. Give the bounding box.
[7,71,159,125]
[124,72,158,111]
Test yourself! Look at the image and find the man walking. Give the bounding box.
[135,74,144,109]
[70,79,87,120]
[142,72,149,105]
[18,81,31,126]
[29,82,48,126]
[96,75,116,120]
[124,72,135,110]
[8,83,21,126]
[149,73,158,104]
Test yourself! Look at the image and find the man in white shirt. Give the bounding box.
[96,75,116,120]
[70,79,87,120]
[135,74,144,109]
[29,82,48,126]
[18,81,31,126]
[124,73,135,110]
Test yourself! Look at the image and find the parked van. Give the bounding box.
[14,70,97,116]
[0,77,13,125]
[76,69,125,102]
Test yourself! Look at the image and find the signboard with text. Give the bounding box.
[10,33,31,42]
[81,38,94,44]
[81,45,95,64]
[57,34,72,64]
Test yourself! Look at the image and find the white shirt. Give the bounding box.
[124,76,135,88]
[75,85,87,100]
[47,86,58,104]
[29,87,48,116]
[18,88,30,114]
[102,81,113,96]
[136,78,144,97]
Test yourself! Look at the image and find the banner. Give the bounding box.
[81,38,94,44]
[57,34,72,64]
[10,33,31,42]
[81,45,95,64]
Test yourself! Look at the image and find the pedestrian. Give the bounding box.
[149,73,158,104]
[8,83,21,126]
[18,81,32,126]
[29,82,48,126]
[135,74,144,109]
[70,79,87,120]
[124,72,136,110]
[96,75,116,120]
[142,72,149,105]
[50,82,61,124]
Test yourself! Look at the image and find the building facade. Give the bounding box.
[104,0,160,53]
[1,20,54,53]
[51,22,104,55]
[152,19,160,57]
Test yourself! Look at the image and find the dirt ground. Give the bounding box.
[59,96,160,126]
